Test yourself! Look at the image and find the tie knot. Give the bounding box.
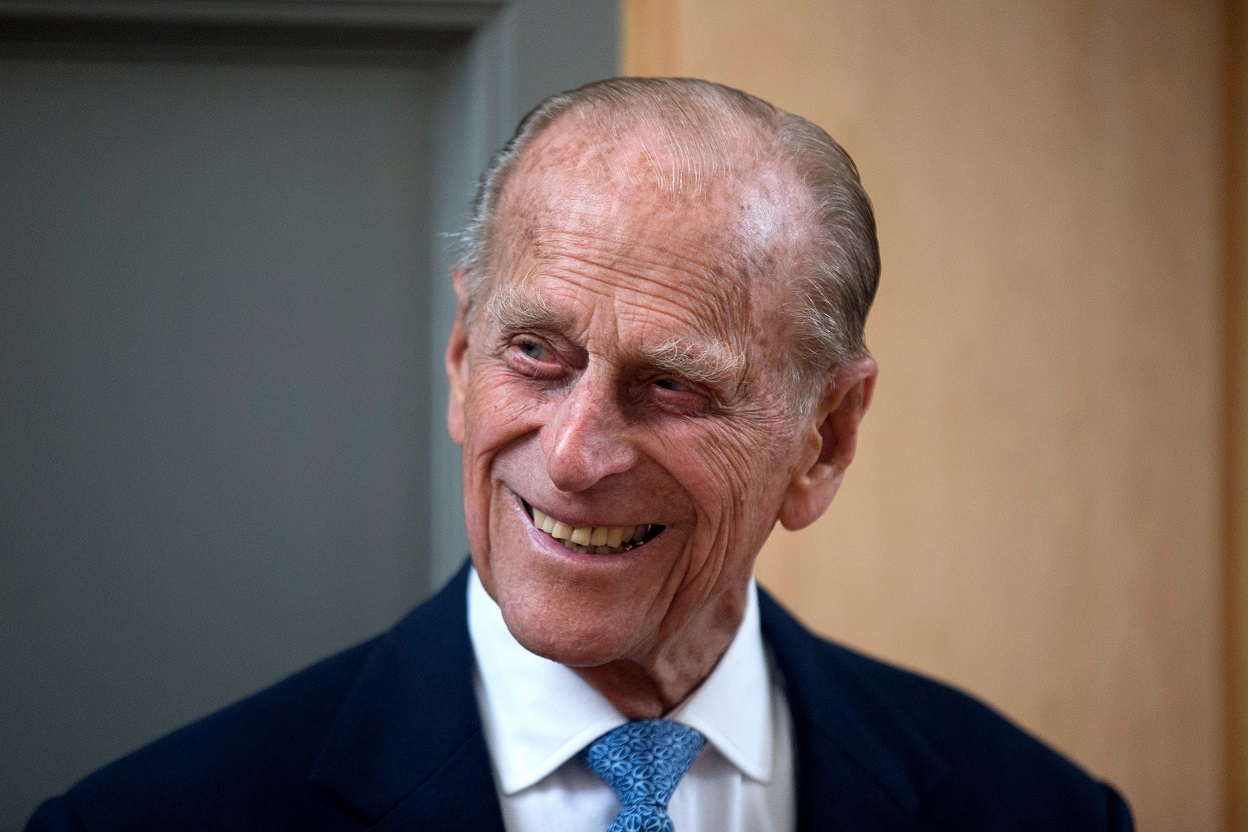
[580,720,706,811]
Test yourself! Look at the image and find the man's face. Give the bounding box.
[447,122,826,674]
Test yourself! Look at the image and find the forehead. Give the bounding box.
[489,118,801,346]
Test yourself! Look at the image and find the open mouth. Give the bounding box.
[523,500,665,555]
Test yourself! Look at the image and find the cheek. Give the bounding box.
[461,372,546,457]
[670,418,794,531]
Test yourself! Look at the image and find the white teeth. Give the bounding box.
[527,504,657,554]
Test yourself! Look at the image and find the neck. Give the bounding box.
[572,591,746,719]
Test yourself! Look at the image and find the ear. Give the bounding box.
[777,356,877,531]
[445,268,471,446]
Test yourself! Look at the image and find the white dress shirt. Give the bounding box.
[467,567,795,832]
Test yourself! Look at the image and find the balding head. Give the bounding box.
[445,78,880,717]
[456,77,880,408]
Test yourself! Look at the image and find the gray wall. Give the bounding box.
[0,2,616,828]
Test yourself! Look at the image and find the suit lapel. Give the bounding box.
[310,563,505,831]
[306,567,943,831]
[759,588,947,831]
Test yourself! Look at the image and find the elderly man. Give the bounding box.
[27,78,1132,832]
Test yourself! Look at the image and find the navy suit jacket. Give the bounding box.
[27,564,1133,831]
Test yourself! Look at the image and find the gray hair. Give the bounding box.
[456,77,879,403]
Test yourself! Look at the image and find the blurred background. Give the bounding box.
[658,2,1233,829]
[0,0,1239,829]
[640,2,1233,831]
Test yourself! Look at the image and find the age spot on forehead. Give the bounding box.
[490,117,810,361]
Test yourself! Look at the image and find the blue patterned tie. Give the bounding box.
[579,719,706,832]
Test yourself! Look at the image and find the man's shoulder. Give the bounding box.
[28,636,380,832]
[758,588,1133,830]
[29,566,481,832]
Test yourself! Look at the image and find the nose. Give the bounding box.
[543,372,639,492]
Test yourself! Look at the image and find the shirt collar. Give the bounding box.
[467,567,775,794]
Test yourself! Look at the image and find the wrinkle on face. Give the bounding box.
[489,115,803,322]
[533,228,736,309]
[490,282,748,395]
[454,116,824,715]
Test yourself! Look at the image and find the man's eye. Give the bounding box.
[654,378,687,392]
[518,339,553,361]
[648,376,714,415]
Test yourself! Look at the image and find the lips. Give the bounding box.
[524,502,664,554]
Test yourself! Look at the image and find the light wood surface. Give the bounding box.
[624,1,1228,828]
[1229,0,1247,826]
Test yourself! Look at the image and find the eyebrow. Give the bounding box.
[488,283,573,334]
[638,338,746,390]
[487,284,748,392]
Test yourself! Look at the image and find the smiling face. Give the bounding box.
[446,117,870,712]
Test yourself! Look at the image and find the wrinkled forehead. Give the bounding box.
[498,113,794,236]
[488,117,805,337]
